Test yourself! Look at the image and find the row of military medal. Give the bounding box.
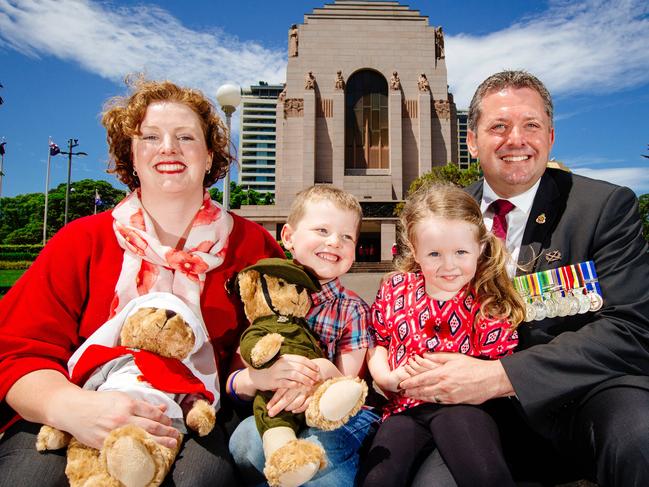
[513,261,604,323]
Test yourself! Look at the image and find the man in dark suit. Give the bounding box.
[403,70,649,486]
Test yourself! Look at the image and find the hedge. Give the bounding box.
[0,245,43,261]
[0,261,33,270]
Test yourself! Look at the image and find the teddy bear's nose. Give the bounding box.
[165,310,177,320]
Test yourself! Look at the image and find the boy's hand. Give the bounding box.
[249,354,320,391]
[267,385,314,417]
[311,357,341,380]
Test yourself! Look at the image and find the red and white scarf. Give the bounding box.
[111,190,233,318]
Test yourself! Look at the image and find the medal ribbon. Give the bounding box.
[513,261,602,310]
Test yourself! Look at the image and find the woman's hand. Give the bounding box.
[266,384,314,417]
[7,371,180,450]
[54,389,180,450]
[249,354,320,392]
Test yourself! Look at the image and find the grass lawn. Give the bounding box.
[0,269,26,287]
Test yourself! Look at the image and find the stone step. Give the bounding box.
[349,261,395,273]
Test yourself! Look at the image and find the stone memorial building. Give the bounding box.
[237,0,458,261]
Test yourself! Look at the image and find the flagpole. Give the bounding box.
[43,137,52,245]
[0,140,5,200]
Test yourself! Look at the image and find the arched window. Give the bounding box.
[345,70,389,170]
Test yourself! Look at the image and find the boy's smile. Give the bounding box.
[281,199,359,284]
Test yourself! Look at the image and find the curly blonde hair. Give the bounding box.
[396,183,525,327]
[101,75,231,191]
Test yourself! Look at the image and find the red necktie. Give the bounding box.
[489,199,515,241]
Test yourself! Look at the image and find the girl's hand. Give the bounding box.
[266,385,314,417]
[249,354,320,391]
[53,389,180,450]
[404,354,440,376]
[382,365,411,393]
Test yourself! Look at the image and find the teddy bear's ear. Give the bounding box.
[237,270,259,303]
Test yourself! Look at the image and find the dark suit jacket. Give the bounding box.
[467,168,649,435]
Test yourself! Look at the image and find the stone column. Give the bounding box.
[381,222,397,262]
[418,92,432,176]
[332,90,345,188]
[262,222,278,239]
[302,89,317,188]
[274,100,286,208]
[389,90,403,199]
[433,100,452,165]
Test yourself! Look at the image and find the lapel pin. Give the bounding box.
[545,250,561,263]
[536,213,546,224]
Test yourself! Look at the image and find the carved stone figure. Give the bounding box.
[304,71,316,90]
[278,85,287,103]
[334,71,345,90]
[284,98,304,117]
[435,26,445,59]
[389,71,401,90]
[417,73,430,93]
[289,24,299,57]
[434,99,450,119]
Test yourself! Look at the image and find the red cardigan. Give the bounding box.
[0,210,283,430]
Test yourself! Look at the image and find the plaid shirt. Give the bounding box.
[306,278,373,362]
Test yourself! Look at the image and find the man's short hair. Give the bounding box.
[287,185,363,234]
[468,70,553,132]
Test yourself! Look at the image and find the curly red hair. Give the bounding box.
[102,75,231,191]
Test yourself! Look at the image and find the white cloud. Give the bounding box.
[2,0,648,114]
[446,0,649,108]
[2,0,648,122]
[572,166,649,194]
[0,0,286,94]
[562,155,627,168]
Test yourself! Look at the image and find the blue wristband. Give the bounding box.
[228,368,252,405]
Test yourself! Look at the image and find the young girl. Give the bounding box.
[359,183,525,487]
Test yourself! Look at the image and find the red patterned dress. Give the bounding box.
[370,271,518,419]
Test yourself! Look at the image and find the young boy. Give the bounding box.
[228,185,378,487]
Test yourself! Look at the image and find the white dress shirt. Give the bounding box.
[481,179,542,277]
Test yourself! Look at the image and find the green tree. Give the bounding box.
[410,162,482,192]
[0,192,45,243]
[209,182,274,209]
[395,162,482,214]
[0,179,126,244]
[4,221,43,244]
[639,193,649,242]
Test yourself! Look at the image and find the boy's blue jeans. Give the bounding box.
[229,408,379,486]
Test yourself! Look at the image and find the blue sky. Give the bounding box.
[1,0,648,198]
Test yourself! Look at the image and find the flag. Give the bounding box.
[94,189,103,207]
[0,142,5,156]
[49,141,60,156]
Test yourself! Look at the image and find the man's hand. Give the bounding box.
[399,353,514,405]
